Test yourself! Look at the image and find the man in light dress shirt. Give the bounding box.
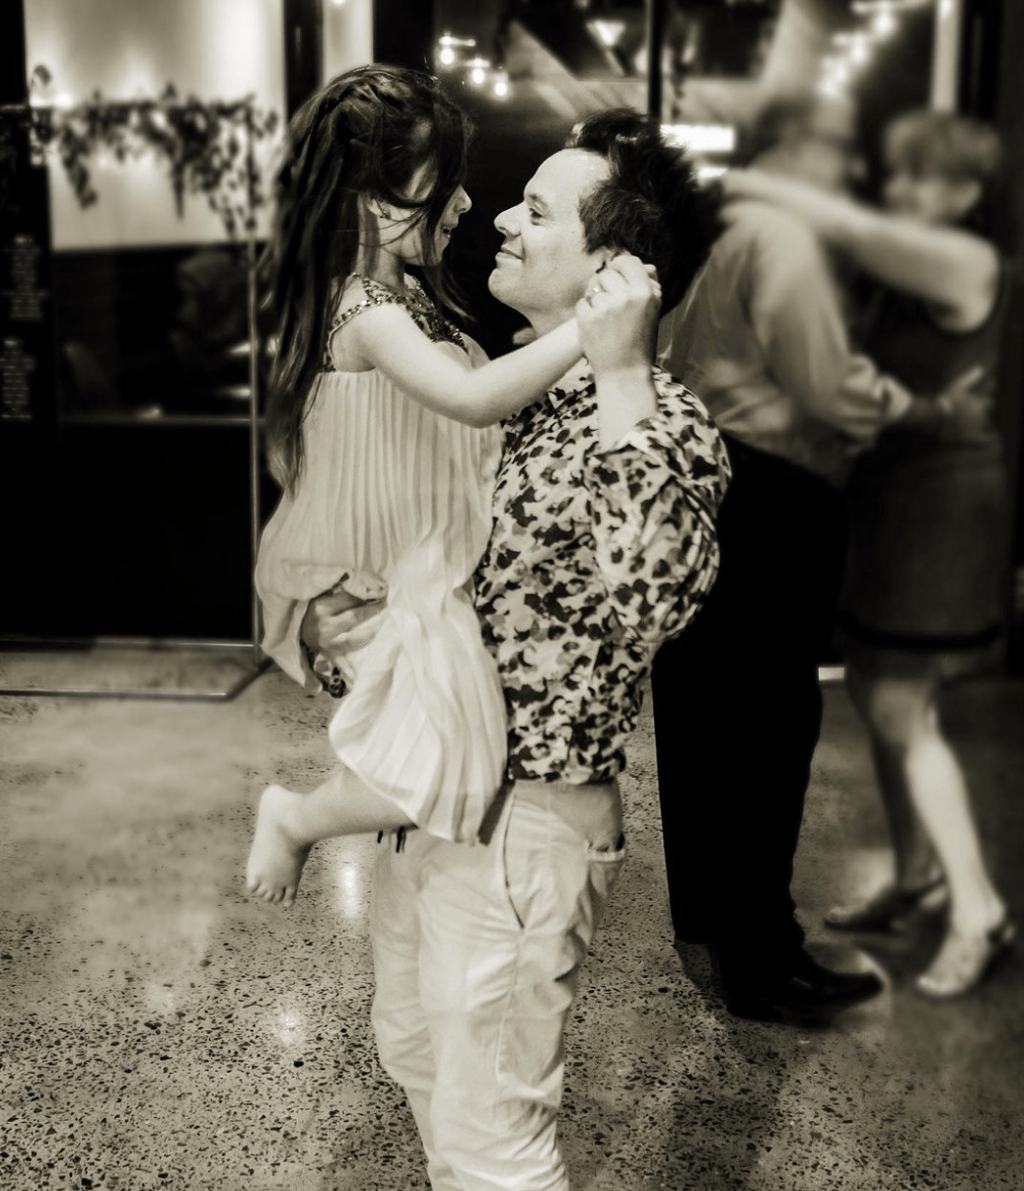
[296,110,729,1191]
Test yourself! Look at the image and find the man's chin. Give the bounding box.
[487,268,517,309]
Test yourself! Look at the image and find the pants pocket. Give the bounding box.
[504,823,625,944]
[582,837,625,935]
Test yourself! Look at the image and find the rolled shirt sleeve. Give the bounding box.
[582,371,731,645]
[748,213,911,441]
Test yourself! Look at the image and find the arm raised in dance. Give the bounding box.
[721,169,999,329]
[334,287,586,427]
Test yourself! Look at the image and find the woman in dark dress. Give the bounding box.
[723,109,1014,998]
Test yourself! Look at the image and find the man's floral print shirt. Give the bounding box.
[474,364,731,785]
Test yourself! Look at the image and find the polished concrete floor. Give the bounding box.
[1,657,1022,1191]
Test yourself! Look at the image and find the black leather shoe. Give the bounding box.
[724,954,884,1022]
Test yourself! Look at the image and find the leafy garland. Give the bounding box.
[0,78,280,238]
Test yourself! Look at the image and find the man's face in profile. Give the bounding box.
[488,148,611,330]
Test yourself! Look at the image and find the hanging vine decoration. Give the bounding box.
[0,79,280,238]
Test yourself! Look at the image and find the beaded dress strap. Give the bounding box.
[324,275,465,367]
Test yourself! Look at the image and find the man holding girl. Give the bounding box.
[253,64,729,1191]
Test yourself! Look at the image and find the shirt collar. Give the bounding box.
[545,360,594,412]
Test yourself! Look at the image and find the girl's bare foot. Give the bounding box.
[246,785,311,908]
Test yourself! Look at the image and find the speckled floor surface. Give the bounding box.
[1,663,1022,1191]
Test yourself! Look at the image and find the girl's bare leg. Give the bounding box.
[246,770,413,907]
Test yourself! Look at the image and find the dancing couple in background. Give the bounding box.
[654,92,1013,1018]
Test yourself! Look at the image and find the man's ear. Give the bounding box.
[592,246,621,272]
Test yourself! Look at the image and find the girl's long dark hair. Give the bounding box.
[262,65,472,492]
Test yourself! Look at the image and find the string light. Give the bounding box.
[435,34,511,100]
[830,31,872,73]
[436,32,477,71]
[817,50,853,98]
[467,57,490,86]
[589,19,626,48]
[849,36,871,66]
[815,0,917,99]
[871,6,898,38]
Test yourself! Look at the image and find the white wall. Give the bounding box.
[24,0,287,249]
[931,0,964,111]
[323,0,374,81]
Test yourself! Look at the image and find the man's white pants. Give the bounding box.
[370,778,625,1191]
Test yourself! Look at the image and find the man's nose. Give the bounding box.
[494,206,517,235]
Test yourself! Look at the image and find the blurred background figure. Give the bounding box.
[651,92,904,1023]
[166,248,251,413]
[723,109,1015,998]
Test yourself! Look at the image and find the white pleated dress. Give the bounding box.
[256,276,507,842]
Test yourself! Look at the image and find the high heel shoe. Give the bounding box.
[824,876,948,932]
[915,918,1017,999]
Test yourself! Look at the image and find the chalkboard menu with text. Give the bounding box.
[1,135,56,427]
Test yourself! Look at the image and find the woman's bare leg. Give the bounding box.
[246,769,413,907]
[852,666,1010,992]
[847,663,942,891]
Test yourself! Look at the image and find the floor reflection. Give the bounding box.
[1,666,1021,1190]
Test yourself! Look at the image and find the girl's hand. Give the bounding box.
[576,254,662,376]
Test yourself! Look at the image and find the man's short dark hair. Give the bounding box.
[565,109,720,313]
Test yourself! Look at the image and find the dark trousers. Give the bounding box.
[651,436,848,983]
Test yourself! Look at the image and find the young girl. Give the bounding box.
[245,65,595,906]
